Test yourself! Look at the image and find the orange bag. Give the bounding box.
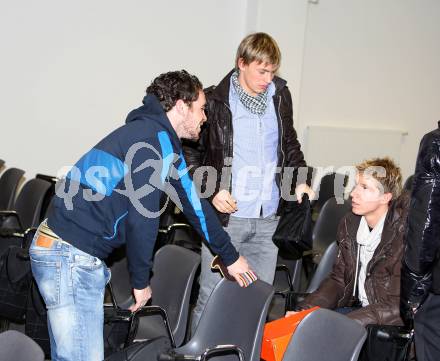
[261,307,319,361]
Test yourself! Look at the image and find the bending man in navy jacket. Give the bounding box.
[29,70,251,361]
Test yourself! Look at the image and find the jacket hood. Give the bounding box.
[125,94,179,140]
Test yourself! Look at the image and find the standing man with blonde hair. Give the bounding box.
[184,32,312,331]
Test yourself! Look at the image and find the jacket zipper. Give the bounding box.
[277,95,285,175]
[223,101,233,193]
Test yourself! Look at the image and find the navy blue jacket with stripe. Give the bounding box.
[47,95,239,289]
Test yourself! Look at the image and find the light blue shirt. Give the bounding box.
[229,78,279,218]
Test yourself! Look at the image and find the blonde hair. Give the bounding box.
[235,32,281,70]
[356,157,403,199]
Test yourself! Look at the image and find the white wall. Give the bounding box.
[296,0,440,179]
[0,0,247,179]
[1,0,440,181]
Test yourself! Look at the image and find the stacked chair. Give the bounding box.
[0,169,55,357]
[310,172,349,217]
[0,167,25,211]
[311,196,352,263]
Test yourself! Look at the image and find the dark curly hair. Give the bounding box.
[146,70,203,112]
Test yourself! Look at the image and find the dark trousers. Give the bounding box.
[414,292,440,361]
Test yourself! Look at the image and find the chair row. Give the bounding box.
[0,166,57,235]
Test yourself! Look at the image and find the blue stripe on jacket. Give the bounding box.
[67,148,128,196]
[157,131,210,243]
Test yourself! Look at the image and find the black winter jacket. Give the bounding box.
[401,122,440,320]
[183,70,306,226]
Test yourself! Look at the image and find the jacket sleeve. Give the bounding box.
[166,154,239,265]
[157,127,239,266]
[401,132,440,316]
[280,86,306,170]
[124,138,163,290]
[297,219,349,310]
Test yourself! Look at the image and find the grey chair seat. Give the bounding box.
[0,330,45,361]
[284,308,367,361]
[172,279,274,361]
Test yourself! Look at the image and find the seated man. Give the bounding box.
[287,157,409,326]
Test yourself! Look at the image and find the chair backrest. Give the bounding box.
[0,167,25,210]
[35,174,58,218]
[306,241,338,293]
[177,279,274,361]
[0,330,45,361]
[13,178,52,229]
[106,246,132,309]
[313,172,348,213]
[312,197,351,256]
[148,245,200,346]
[108,245,201,346]
[403,174,414,192]
[285,308,367,361]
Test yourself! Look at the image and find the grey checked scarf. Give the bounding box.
[231,70,269,115]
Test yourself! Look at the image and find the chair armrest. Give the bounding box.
[166,223,192,233]
[158,345,244,361]
[130,305,176,348]
[158,352,198,361]
[0,211,23,233]
[158,223,193,245]
[274,264,294,295]
[200,345,245,361]
[285,292,311,312]
[103,305,132,322]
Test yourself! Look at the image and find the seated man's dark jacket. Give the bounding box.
[401,122,440,319]
[298,193,410,326]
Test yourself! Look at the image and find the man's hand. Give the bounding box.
[285,311,299,317]
[227,256,252,287]
[295,183,315,203]
[212,190,238,213]
[129,286,152,312]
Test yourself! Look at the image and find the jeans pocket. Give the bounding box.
[74,254,102,271]
[30,256,61,308]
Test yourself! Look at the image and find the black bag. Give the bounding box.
[0,245,32,322]
[359,324,414,361]
[105,336,171,361]
[25,280,51,358]
[272,194,313,260]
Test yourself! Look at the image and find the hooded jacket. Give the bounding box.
[298,193,410,326]
[401,122,440,321]
[183,70,306,226]
[47,95,238,289]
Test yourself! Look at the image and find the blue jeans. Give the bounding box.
[191,215,279,333]
[30,223,111,361]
